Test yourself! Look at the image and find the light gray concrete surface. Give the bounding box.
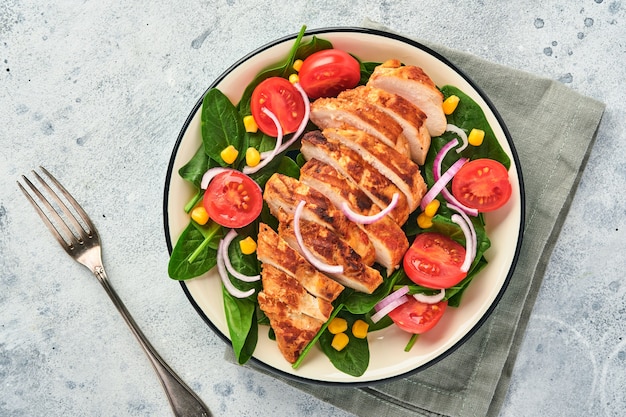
[1,1,624,416]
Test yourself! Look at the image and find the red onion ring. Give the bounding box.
[216,239,255,298]
[413,289,446,304]
[374,285,410,312]
[200,167,232,190]
[371,295,409,323]
[446,124,468,153]
[221,229,261,282]
[420,157,468,211]
[243,107,284,175]
[341,192,399,224]
[451,214,474,272]
[449,203,478,272]
[293,200,344,274]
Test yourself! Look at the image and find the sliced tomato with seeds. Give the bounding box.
[250,77,305,137]
[388,297,448,334]
[203,170,262,228]
[451,158,512,212]
[403,232,467,289]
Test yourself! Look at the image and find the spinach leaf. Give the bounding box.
[439,85,511,169]
[168,221,223,280]
[201,88,246,167]
[178,145,213,188]
[249,154,300,188]
[359,61,381,85]
[341,268,406,315]
[222,287,258,364]
[318,311,370,377]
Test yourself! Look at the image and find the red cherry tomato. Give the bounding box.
[388,297,448,334]
[451,158,512,212]
[298,49,361,99]
[403,232,467,289]
[250,77,305,137]
[203,170,262,228]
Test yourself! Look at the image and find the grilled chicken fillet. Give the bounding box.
[257,223,344,302]
[264,173,376,266]
[300,130,410,225]
[322,128,427,212]
[309,96,410,156]
[278,219,383,294]
[338,85,431,165]
[300,159,409,273]
[367,59,447,137]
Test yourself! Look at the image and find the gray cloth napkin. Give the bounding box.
[227,21,605,417]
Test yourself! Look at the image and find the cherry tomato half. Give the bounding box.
[451,158,512,212]
[203,170,263,228]
[250,77,305,137]
[403,232,467,289]
[298,49,361,99]
[388,297,448,334]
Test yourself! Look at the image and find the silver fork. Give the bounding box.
[18,167,212,417]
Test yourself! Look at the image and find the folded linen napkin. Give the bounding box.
[272,22,605,417]
[224,21,605,417]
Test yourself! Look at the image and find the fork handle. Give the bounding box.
[93,266,212,417]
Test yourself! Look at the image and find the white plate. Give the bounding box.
[164,27,524,385]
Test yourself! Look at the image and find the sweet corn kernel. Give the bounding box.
[220,145,239,164]
[424,199,440,217]
[328,317,348,334]
[190,206,209,225]
[417,212,434,229]
[245,147,261,167]
[239,236,257,255]
[243,115,258,133]
[468,128,485,146]
[442,95,460,115]
[331,332,349,351]
[289,73,300,84]
[352,320,369,339]
[292,59,303,72]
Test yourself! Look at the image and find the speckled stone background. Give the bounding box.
[1,1,625,416]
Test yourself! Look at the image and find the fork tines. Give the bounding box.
[18,167,97,250]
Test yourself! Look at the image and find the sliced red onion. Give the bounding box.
[414,289,446,304]
[341,192,399,224]
[374,285,410,312]
[216,239,255,298]
[200,167,232,190]
[371,295,409,323]
[446,124,468,153]
[261,82,311,158]
[243,107,283,175]
[420,157,468,211]
[221,229,261,282]
[293,200,344,274]
[449,203,478,272]
[451,214,474,272]
[432,138,479,217]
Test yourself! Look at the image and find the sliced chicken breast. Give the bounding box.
[367,59,447,137]
[338,85,431,165]
[300,159,409,273]
[278,219,383,294]
[300,131,410,225]
[264,173,376,266]
[257,223,344,302]
[322,128,427,212]
[260,264,333,322]
[257,292,323,364]
[309,96,410,156]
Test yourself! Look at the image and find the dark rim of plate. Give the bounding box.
[163,26,526,387]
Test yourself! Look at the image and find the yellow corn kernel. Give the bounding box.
[245,147,261,167]
[292,59,303,72]
[424,199,440,217]
[220,145,239,164]
[289,73,299,84]
[442,95,460,115]
[239,236,257,255]
[190,206,209,225]
[243,115,258,133]
[417,212,434,229]
[468,128,485,146]
[328,317,348,334]
[352,320,369,339]
[331,332,350,351]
